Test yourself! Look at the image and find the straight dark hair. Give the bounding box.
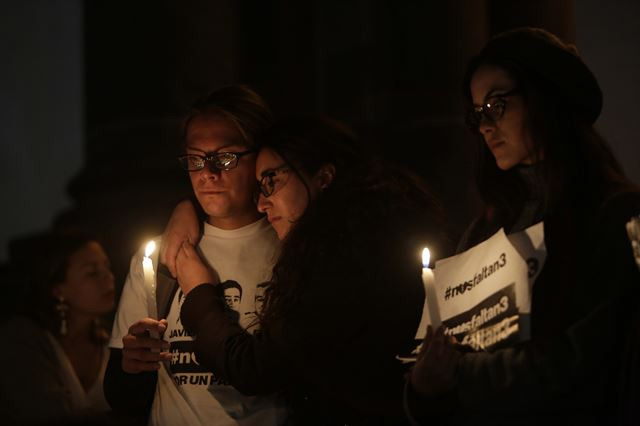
[462,31,635,239]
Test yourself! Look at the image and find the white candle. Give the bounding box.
[142,241,160,340]
[415,247,441,339]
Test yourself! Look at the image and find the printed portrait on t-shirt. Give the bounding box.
[221,280,242,311]
[244,282,270,334]
[254,282,267,314]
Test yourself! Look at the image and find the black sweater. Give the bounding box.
[407,185,640,425]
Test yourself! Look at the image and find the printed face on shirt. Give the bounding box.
[53,241,115,317]
[255,148,324,240]
[254,284,266,313]
[223,287,241,311]
[470,64,537,170]
[185,115,261,229]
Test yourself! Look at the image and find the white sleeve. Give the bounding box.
[108,247,150,349]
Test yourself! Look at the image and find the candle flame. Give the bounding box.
[145,240,156,258]
[422,247,431,268]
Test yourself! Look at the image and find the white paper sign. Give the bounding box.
[433,222,545,350]
[397,222,546,362]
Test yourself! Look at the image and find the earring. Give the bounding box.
[322,169,335,189]
[55,295,68,336]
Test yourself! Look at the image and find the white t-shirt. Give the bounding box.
[110,218,285,426]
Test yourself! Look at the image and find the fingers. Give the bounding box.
[433,326,448,356]
[122,333,169,351]
[175,241,193,268]
[175,244,188,278]
[417,325,458,364]
[179,240,198,258]
[433,326,460,360]
[161,230,185,278]
[122,348,172,373]
[160,199,201,278]
[425,324,434,342]
[161,241,178,278]
[127,318,168,336]
[175,198,201,245]
[122,318,172,374]
[410,326,461,397]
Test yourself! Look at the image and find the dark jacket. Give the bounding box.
[406,183,640,425]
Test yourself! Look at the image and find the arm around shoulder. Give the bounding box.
[181,284,291,395]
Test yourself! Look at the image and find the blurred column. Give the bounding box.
[0,0,83,263]
[61,0,242,287]
[488,0,574,40]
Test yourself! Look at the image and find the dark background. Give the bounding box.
[2,0,639,302]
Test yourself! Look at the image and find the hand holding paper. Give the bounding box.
[410,325,460,397]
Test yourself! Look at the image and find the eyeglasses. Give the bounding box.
[257,164,290,198]
[177,150,255,172]
[466,89,519,131]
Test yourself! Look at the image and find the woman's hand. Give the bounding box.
[160,199,200,277]
[410,325,461,397]
[175,241,217,295]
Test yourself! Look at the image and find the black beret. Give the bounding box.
[464,27,603,124]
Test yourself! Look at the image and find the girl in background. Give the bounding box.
[0,231,115,424]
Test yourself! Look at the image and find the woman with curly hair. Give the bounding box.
[165,115,444,425]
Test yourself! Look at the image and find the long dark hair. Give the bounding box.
[258,116,444,326]
[462,28,634,241]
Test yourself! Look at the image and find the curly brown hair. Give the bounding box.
[257,116,445,327]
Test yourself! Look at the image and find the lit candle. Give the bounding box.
[418,247,441,336]
[142,240,160,340]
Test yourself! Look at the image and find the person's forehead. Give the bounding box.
[470,65,515,104]
[69,242,107,266]
[186,115,244,152]
[256,148,284,177]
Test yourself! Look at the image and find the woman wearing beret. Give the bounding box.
[407,28,640,425]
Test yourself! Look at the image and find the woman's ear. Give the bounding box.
[314,164,336,190]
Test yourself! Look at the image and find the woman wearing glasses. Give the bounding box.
[407,28,640,424]
[167,115,444,425]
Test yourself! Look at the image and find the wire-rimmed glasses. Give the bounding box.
[177,150,255,172]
